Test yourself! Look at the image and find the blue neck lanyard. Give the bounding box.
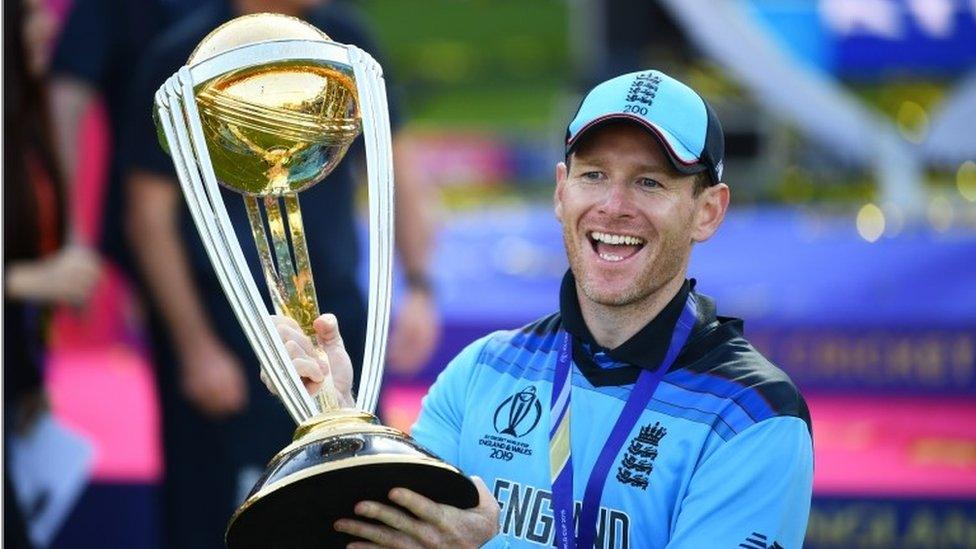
[549,295,698,549]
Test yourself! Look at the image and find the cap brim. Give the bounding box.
[566,114,708,176]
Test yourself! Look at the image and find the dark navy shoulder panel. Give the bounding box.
[518,312,562,336]
[665,321,812,438]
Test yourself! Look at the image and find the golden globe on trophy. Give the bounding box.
[153,13,477,548]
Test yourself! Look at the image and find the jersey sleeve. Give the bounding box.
[666,416,813,549]
[409,334,493,466]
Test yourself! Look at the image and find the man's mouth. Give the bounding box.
[587,231,646,262]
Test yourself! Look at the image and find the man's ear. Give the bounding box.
[554,161,568,222]
[691,183,729,242]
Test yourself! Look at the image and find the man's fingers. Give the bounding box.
[472,476,496,513]
[336,487,497,549]
[334,517,421,549]
[471,476,501,538]
[352,500,437,543]
[275,321,303,343]
[294,357,325,383]
[285,339,310,362]
[313,315,352,367]
[297,357,326,395]
[314,314,344,348]
[283,339,326,393]
[270,314,302,332]
[387,488,447,528]
[260,370,278,396]
[276,323,316,358]
[346,543,386,549]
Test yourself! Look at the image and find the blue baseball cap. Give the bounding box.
[565,70,725,185]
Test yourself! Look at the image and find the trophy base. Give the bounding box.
[225,410,479,548]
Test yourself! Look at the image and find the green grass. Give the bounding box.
[406,84,564,130]
[360,0,570,130]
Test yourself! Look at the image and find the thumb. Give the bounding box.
[471,476,496,510]
[313,314,346,351]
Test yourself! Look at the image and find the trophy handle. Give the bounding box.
[348,47,394,415]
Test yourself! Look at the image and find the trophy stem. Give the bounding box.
[264,196,299,304]
[245,197,290,318]
[245,193,341,413]
[283,194,320,326]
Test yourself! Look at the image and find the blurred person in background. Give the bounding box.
[273,70,814,548]
[3,0,101,547]
[48,0,190,257]
[123,0,439,546]
[596,0,693,83]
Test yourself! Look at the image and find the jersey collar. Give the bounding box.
[559,270,694,369]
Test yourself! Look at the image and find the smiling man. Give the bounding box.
[272,70,814,548]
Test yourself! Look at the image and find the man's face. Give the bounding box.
[554,121,726,309]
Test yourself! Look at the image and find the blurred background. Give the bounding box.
[4,0,975,547]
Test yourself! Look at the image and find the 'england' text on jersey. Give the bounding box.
[493,478,631,548]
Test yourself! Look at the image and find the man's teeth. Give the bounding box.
[590,231,645,246]
[599,252,624,262]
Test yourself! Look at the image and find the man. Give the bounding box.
[124,1,439,547]
[273,70,814,548]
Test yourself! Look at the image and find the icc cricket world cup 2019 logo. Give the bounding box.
[494,386,543,438]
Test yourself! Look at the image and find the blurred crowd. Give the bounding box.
[5,0,441,547]
[5,0,101,546]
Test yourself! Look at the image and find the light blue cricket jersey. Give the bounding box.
[412,276,813,548]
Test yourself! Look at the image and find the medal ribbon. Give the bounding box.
[548,295,698,548]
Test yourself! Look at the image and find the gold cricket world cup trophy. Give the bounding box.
[153,13,477,548]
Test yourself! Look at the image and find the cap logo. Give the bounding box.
[625,73,662,107]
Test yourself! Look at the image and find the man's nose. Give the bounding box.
[597,182,634,217]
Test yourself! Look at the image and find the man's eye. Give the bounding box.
[581,171,604,181]
[637,177,662,189]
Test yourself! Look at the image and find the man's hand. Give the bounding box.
[334,476,500,548]
[180,335,247,418]
[386,289,441,374]
[264,314,356,408]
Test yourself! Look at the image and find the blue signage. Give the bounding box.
[749,0,976,78]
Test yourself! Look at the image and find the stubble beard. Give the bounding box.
[563,223,690,310]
